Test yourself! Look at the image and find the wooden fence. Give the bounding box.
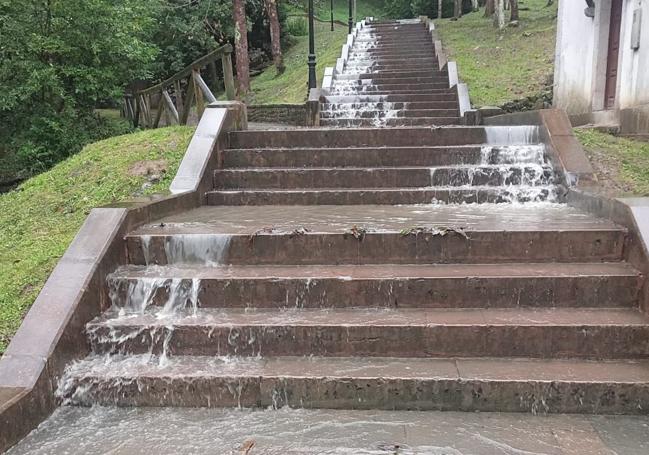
[123,44,236,128]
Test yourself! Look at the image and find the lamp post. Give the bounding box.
[331,0,334,31]
[308,0,317,90]
[348,0,354,33]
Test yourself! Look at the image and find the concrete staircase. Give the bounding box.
[57,20,649,417]
[321,21,461,127]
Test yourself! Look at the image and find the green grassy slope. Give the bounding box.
[435,0,558,107]
[575,129,649,197]
[249,20,348,104]
[0,127,194,353]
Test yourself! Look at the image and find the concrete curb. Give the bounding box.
[0,102,244,452]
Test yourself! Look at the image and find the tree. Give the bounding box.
[453,0,462,19]
[510,0,519,22]
[438,0,443,19]
[232,0,250,95]
[0,0,158,175]
[484,0,495,17]
[264,0,284,74]
[494,0,505,28]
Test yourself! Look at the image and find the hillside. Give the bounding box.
[435,0,558,108]
[0,127,194,353]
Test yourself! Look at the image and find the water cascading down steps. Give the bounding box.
[59,20,649,418]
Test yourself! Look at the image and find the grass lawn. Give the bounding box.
[575,129,649,197]
[249,20,349,104]
[287,0,385,24]
[0,126,194,353]
[435,0,558,107]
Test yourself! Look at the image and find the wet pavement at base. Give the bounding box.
[8,407,649,454]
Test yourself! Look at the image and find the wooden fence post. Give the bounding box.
[222,52,236,100]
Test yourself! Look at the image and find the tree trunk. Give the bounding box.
[453,0,462,19]
[233,0,250,95]
[494,0,505,28]
[471,0,479,12]
[510,0,519,22]
[264,0,284,73]
[438,0,443,19]
[484,0,495,17]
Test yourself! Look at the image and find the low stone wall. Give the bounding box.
[247,104,307,126]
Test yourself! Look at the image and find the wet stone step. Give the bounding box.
[335,72,448,81]
[330,82,450,91]
[85,307,649,359]
[321,101,459,111]
[206,186,562,205]
[320,109,460,118]
[58,355,649,414]
[126,226,624,266]
[332,76,446,85]
[107,262,641,310]
[343,64,441,73]
[327,89,453,97]
[228,127,489,148]
[222,145,481,168]
[212,165,555,189]
[319,117,461,127]
[323,94,458,103]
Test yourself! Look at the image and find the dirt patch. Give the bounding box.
[128,159,168,177]
[582,145,635,197]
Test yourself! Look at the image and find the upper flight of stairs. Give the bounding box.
[56,19,649,417]
[320,21,461,127]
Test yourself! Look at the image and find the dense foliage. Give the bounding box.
[384,0,473,18]
[0,0,288,183]
[0,0,158,178]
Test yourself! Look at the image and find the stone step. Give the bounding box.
[222,145,482,168]
[86,307,649,359]
[206,186,563,205]
[343,63,439,73]
[335,71,447,81]
[354,37,433,44]
[334,75,447,85]
[228,127,490,149]
[212,165,555,190]
[321,101,459,111]
[320,108,460,118]
[127,204,625,265]
[351,44,435,53]
[59,355,649,414]
[108,262,640,309]
[327,89,453,97]
[323,94,458,103]
[319,117,461,127]
[348,51,435,60]
[330,82,450,91]
[346,55,437,64]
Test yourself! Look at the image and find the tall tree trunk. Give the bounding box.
[484,0,495,17]
[471,0,479,12]
[494,0,505,28]
[438,0,443,19]
[233,0,250,95]
[453,0,462,19]
[510,0,519,22]
[264,0,284,73]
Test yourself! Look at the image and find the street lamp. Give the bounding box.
[348,0,354,33]
[308,0,317,89]
[331,0,334,31]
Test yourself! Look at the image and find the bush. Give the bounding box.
[286,17,309,36]
[385,0,474,19]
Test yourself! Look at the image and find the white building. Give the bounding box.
[554,0,648,138]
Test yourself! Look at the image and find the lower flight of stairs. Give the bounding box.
[58,123,649,415]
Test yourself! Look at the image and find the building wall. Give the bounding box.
[554,0,648,119]
[553,0,598,114]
